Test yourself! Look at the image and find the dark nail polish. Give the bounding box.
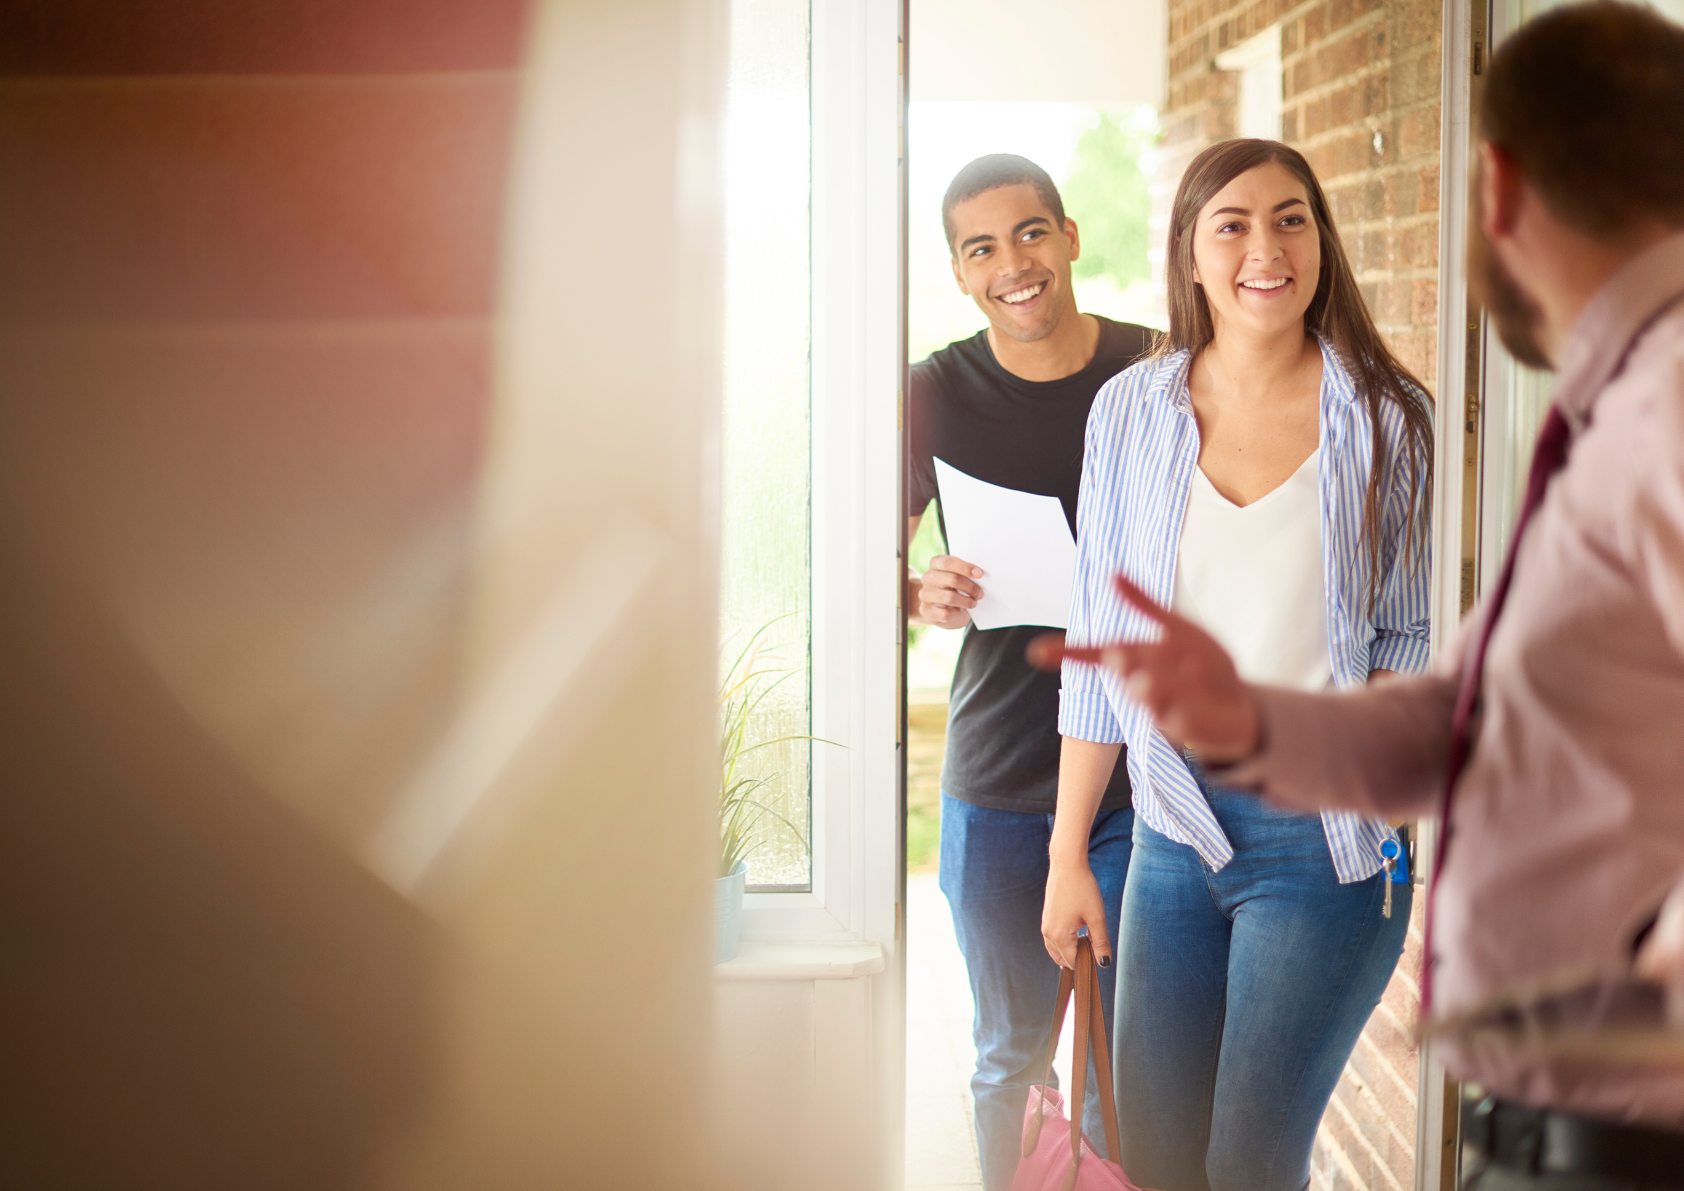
[1098,955,1111,968]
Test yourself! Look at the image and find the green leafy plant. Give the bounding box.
[718,622,826,879]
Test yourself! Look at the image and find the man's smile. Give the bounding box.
[998,282,1046,305]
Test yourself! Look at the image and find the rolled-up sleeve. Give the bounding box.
[1059,675,1124,743]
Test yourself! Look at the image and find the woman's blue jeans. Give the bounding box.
[939,793,1134,1191]
[1112,782,1409,1191]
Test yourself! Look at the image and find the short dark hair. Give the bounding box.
[1483,1,1684,236]
[940,154,1066,253]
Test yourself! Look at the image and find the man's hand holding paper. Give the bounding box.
[913,555,983,629]
[931,458,1076,631]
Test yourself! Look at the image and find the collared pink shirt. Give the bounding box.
[1227,232,1684,1125]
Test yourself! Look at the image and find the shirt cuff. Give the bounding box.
[1057,687,1126,744]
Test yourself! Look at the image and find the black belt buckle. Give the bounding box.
[1461,1095,1542,1174]
[1462,1094,1497,1163]
[1463,1095,1684,1187]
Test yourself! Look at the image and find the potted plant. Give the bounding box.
[715,627,817,963]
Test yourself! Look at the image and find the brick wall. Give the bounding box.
[1157,0,1442,380]
[1157,0,1441,1188]
[1310,888,1427,1191]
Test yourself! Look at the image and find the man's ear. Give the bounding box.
[950,253,970,295]
[1064,217,1081,262]
[1479,141,1524,241]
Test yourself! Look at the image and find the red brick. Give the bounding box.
[1304,94,1332,138]
[1326,181,1365,226]
[1329,77,1359,125]
[1398,105,1441,158]
[1400,221,1438,267]
[1396,0,1440,48]
[1292,57,1314,97]
[1412,278,1439,323]
[1320,1104,1376,1186]
[1392,45,1442,104]
[1305,0,1329,43]
[1380,277,1412,321]
[1348,1033,1418,1129]
[1419,163,1441,213]
[1382,170,1419,217]
[1363,175,1390,219]
[1388,330,1434,377]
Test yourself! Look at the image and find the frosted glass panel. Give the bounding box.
[1478,355,1553,594]
[719,0,812,891]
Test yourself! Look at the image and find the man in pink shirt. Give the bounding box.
[1054,4,1684,1187]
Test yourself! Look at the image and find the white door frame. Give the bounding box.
[1421,0,1487,1184]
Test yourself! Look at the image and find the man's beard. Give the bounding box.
[1469,214,1552,369]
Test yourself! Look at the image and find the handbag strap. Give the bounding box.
[1084,943,1123,1165]
[1068,940,1094,1182]
[1022,959,1077,1157]
[1057,939,1129,1188]
[1022,936,1125,1180]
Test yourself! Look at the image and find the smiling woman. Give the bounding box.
[1044,138,1435,1191]
[1165,139,1435,584]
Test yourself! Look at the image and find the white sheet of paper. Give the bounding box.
[933,457,1077,631]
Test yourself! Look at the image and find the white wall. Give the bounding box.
[911,0,1165,105]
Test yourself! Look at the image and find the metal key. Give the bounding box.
[1379,838,1400,919]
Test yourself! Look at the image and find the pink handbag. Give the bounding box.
[1011,937,1150,1191]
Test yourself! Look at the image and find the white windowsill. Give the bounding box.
[714,941,885,981]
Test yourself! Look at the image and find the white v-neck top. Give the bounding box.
[1171,448,1332,692]
[1061,340,1430,883]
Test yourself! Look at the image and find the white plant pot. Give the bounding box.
[713,859,748,964]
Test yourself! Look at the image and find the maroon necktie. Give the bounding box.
[1421,404,1572,1019]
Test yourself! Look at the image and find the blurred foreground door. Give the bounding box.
[0,2,727,1187]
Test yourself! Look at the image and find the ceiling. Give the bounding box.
[909,0,1166,107]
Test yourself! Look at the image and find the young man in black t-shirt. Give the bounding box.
[908,155,1149,1190]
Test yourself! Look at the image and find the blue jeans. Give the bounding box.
[1112,783,1409,1191]
[939,793,1134,1191]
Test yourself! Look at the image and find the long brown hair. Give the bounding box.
[1159,138,1434,602]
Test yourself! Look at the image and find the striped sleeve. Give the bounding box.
[1369,396,1432,675]
[1060,371,1128,744]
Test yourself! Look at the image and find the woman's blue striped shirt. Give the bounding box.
[1058,337,1431,883]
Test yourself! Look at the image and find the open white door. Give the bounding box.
[708,1,908,1187]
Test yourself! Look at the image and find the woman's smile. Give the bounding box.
[1190,161,1322,337]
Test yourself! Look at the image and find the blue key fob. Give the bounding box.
[1379,837,1409,884]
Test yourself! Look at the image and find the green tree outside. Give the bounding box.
[1062,107,1158,293]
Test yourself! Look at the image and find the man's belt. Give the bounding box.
[1462,1096,1684,1187]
